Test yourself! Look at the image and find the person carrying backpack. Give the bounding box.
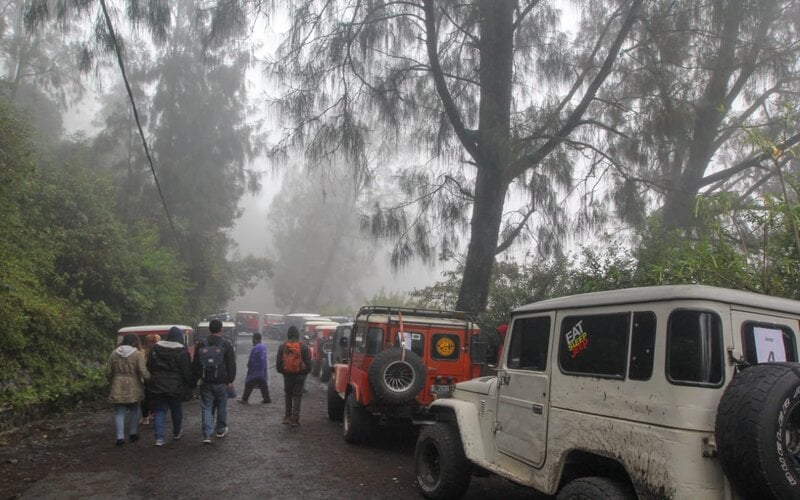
[276,325,311,426]
[193,319,237,443]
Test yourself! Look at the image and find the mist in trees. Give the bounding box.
[268,165,372,313]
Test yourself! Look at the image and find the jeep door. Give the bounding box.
[495,315,552,468]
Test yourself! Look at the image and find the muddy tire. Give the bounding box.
[557,477,635,499]
[716,363,800,499]
[327,379,344,421]
[415,423,471,499]
[343,392,374,444]
[368,348,426,404]
[311,358,321,377]
[320,358,332,383]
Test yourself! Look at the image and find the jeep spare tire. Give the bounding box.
[716,363,800,499]
[368,347,426,404]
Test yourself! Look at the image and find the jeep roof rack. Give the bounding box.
[357,305,473,322]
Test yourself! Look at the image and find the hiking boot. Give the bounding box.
[236,398,248,404]
[290,417,300,427]
[262,398,271,404]
[155,439,165,447]
[215,427,228,438]
[173,429,183,440]
[202,436,212,444]
[281,416,291,425]
[129,434,139,443]
[116,439,125,446]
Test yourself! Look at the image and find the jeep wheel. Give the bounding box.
[415,423,471,499]
[311,359,321,377]
[343,392,374,444]
[368,348,426,404]
[557,477,635,500]
[716,363,800,499]
[327,379,344,421]
[320,358,332,383]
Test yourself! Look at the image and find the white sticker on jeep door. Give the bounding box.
[754,326,787,362]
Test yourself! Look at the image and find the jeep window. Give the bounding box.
[742,322,797,364]
[507,316,550,371]
[558,313,628,379]
[629,312,657,380]
[393,331,424,357]
[431,334,459,361]
[354,325,366,353]
[667,310,723,386]
[366,327,384,355]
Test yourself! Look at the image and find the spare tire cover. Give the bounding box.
[368,347,426,404]
[716,363,800,499]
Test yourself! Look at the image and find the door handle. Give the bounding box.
[532,403,543,415]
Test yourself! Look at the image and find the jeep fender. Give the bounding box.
[428,399,488,469]
[333,364,351,394]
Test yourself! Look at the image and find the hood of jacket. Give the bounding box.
[156,340,184,349]
[114,345,138,358]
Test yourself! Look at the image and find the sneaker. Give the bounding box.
[173,429,183,440]
[236,398,248,404]
[215,427,228,438]
[262,398,271,404]
[116,439,125,446]
[281,416,291,425]
[155,439,165,447]
[290,418,299,427]
[202,436,212,444]
[129,434,139,443]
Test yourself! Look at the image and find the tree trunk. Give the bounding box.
[455,0,514,314]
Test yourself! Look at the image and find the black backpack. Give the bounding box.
[198,340,227,383]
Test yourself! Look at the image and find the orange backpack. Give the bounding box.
[282,341,304,374]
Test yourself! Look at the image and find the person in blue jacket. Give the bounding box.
[238,332,271,404]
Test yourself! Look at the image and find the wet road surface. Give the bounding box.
[0,337,539,499]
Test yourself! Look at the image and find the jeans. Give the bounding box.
[114,403,140,440]
[242,378,271,402]
[153,397,183,440]
[200,383,228,437]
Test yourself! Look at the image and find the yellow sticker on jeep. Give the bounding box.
[435,337,456,357]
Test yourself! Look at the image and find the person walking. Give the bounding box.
[146,327,194,446]
[238,332,271,404]
[193,318,236,443]
[276,326,311,427]
[139,333,161,426]
[107,333,150,446]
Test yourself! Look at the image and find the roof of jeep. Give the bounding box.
[513,285,800,315]
[355,313,478,329]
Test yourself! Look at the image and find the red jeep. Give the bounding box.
[327,306,484,444]
[302,320,339,376]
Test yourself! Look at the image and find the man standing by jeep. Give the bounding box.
[193,319,236,443]
[276,326,311,426]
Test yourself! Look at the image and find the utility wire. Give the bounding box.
[98,0,177,235]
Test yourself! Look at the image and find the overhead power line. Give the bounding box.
[98,0,176,235]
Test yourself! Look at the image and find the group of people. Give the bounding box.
[106,319,237,446]
[106,320,312,445]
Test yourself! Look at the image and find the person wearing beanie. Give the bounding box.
[146,326,194,446]
[276,325,311,426]
[107,333,150,446]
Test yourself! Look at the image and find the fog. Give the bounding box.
[227,181,448,316]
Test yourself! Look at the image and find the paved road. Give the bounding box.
[0,337,537,499]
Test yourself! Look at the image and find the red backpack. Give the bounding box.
[282,341,304,374]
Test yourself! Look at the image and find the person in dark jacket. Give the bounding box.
[146,326,194,446]
[276,326,311,426]
[193,319,236,443]
[238,332,271,404]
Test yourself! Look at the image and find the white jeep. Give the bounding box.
[414,285,800,499]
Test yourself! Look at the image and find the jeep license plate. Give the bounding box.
[431,384,454,397]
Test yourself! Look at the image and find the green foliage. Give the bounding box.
[0,98,188,407]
